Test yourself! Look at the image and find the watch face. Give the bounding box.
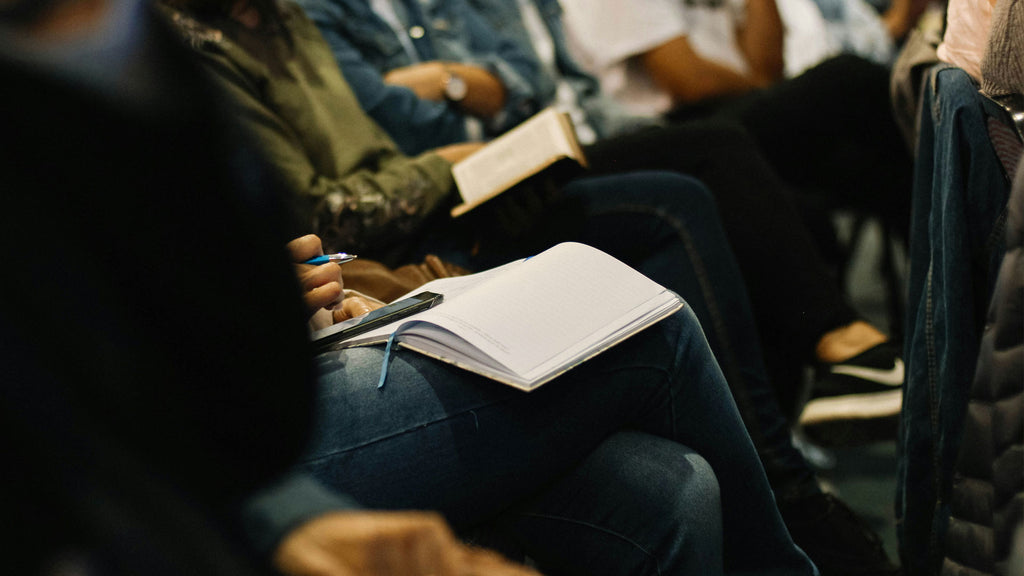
[444,72,468,102]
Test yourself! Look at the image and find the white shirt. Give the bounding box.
[560,0,749,117]
[514,0,598,144]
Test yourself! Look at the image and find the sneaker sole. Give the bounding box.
[799,389,903,426]
[800,413,900,447]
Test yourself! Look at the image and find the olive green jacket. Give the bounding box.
[162,2,455,254]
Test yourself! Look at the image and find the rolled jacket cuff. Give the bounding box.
[240,471,361,558]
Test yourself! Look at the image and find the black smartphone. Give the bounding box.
[312,291,443,351]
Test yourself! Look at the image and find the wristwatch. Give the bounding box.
[441,68,468,103]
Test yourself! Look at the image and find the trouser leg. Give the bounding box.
[560,172,822,499]
[585,121,857,355]
[583,122,859,416]
[723,55,914,231]
[475,431,724,576]
[305,306,814,576]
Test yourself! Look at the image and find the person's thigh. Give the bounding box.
[304,306,814,575]
[301,308,699,528]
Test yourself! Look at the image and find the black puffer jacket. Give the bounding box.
[941,155,1024,576]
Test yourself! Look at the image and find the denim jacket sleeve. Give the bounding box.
[468,0,657,140]
[298,0,541,156]
[454,0,542,132]
[300,0,468,155]
[240,472,361,559]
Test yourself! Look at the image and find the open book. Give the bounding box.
[320,243,683,391]
[450,107,587,217]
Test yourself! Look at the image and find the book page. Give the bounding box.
[338,259,524,345]
[400,243,671,377]
[451,108,580,215]
[335,243,681,390]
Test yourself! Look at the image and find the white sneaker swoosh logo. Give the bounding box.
[830,359,904,387]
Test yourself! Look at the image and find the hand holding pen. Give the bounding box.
[286,235,357,318]
[299,247,380,322]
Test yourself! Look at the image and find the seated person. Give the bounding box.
[1,1,529,574]
[281,1,901,572]
[291,0,905,425]
[157,2,900,572]
[778,0,930,78]
[289,234,816,576]
[556,0,915,236]
[2,2,814,575]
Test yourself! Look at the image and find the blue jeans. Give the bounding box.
[425,171,820,502]
[304,307,815,576]
[560,172,821,502]
[898,65,1011,576]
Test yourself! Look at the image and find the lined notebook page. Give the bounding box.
[404,243,668,375]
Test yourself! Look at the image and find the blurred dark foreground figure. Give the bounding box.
[0,1,315,573]
[3,3,523,575]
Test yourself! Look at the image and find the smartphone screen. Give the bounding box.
[312,291,443,350]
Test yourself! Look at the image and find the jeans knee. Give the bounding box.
[598,431,721,529]
[664,445,721,537]
[600,432,723,571]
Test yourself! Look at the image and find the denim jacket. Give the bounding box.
[468,0,653,140]
[899,65,1012,576]
[295,0,541,155]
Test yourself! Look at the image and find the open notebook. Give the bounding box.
[318,243,684,391]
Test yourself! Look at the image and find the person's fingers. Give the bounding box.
[333,296,383,323]
[405,516,459,576]
[306,281,343,311]
[286,234,324,262]
[300,263,342,291]
[346,296,380,316]
[274,511,531,576]
[299,262,344,309]
[362,512,458,576]
[458,546,542,576]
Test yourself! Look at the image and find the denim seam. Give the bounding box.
[924,261,943,563]
[589,203,765,448]
[303,395,520,464]
[514,512,664,575]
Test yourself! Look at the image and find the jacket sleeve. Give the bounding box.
[301,0,541,156]
[309,6,469,156]
[457,0,541,131]
[200,54,455,254]
[240,472,362,559]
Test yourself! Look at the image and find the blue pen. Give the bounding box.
[304,253,358,265]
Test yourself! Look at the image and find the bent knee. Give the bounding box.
[599,431,721,524]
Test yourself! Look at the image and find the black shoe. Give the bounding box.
[800,343,903,446]
[779,492,900,576]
